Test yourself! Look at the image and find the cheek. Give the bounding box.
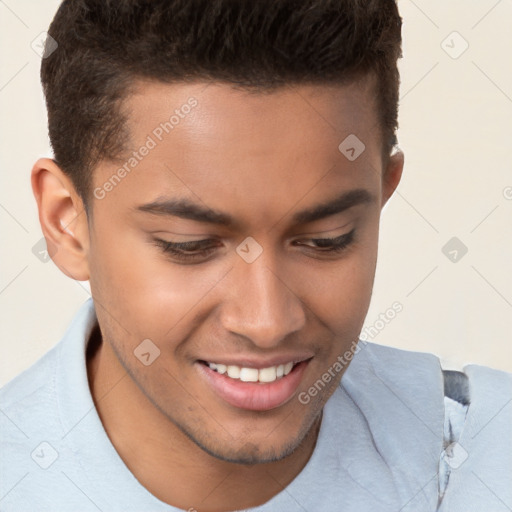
[307,237,378,308]
[88,221,232,340]
[305,236,379,346]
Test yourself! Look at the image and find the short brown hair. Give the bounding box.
[41,0,403,210]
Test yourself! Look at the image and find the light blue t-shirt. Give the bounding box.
[1,299,511,511]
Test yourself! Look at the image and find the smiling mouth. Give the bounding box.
[197,357,312,411]
[198,360,304,383]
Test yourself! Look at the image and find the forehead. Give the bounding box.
[124,78,380,150]
[92,78,383,227]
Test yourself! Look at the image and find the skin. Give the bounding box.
[31,75,403,511]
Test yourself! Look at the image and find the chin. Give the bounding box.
[195,437,300,466]
[195,409,324,466]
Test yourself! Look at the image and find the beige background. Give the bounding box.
[1,0,511,387]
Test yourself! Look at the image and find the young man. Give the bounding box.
[1,1,511,511]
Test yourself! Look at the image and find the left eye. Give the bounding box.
[153,228,356,262]
[295,228,356,253]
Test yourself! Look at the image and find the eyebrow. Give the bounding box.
[134,188,376,228]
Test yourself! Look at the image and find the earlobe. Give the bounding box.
[381,149,404,209]
[31,158,91,281]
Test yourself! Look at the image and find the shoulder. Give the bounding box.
[359,340,442,370]
[350,340,445,389]
[0,297,96,441]
[346,342,512,509]
[0,342,62,436]
[346,341,512,432]
[438,364,512,509]
[359,340,512,399]
[0,342,63,492]
[462,362,512,395]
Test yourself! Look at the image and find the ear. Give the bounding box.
[381,148,404,210]
[31,158,91,281]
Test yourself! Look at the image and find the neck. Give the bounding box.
[86,325,322,512]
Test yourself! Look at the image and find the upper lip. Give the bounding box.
[198,353,314,369]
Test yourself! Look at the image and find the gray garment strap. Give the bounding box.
[443,370,470,406]
[437,370,470,508]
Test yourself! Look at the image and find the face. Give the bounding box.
[82,78,402,464]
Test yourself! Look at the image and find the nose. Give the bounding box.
[220,253,306,349]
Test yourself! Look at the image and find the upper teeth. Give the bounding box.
[208,362,295,383]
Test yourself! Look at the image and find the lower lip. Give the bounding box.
[196,360,310,411]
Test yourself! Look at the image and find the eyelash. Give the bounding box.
[153,229,356,262]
